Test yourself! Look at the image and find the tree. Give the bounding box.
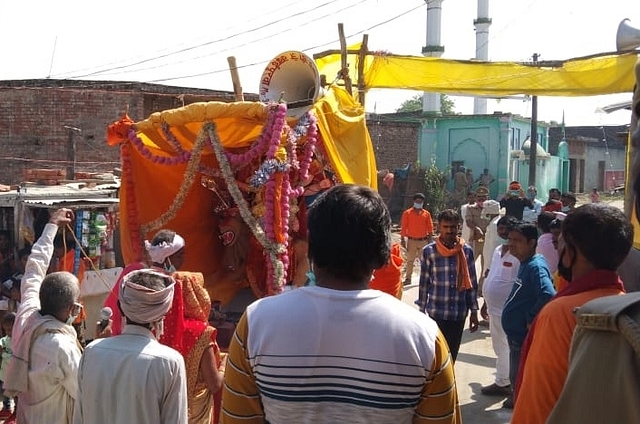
[396,94,456,114]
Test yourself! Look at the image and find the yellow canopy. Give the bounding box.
[315,50,639,96]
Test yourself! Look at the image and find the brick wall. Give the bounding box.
[367,118,420,171]
[0,80,256,185]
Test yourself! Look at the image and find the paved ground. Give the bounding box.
[394,195,626,423]
[401,282,512,423]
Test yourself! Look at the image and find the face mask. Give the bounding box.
[557,249,573,282]
[413,202,423,209]
[65,303,82,325]
[561,206,570,212]
[305,270,317,286]
[164,259,176,274]
[498,237,509,245]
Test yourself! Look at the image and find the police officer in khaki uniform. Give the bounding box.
[465,186,495,292]
[547,292,640,423]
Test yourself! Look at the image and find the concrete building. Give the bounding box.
[368,111,561,202]
[548,125,628,193]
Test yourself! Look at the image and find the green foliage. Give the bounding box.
[422,159,449,217]
[395,94,456,114]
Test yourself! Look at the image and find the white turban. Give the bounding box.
[119,269,175,325]
[144,234,185,264]
[481,200,500,218]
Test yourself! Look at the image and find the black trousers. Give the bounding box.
[434,319,466,362]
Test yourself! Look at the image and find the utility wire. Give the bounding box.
[49,0,311,79]
[60,0,348,79]
[142,2,427,84]
[86,0,370,78]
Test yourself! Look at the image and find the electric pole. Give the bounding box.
[528,53,539,188]
[64,125,81,180]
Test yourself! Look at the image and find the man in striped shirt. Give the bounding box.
[418,209,479,362]
[221,184,461,424]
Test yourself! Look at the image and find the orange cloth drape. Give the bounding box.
[370,243,404,299]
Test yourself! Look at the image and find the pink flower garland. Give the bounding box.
[161,122,189,157]
[290,114,318,197]
[279,172,292,286]
[225,104,287,167]
[128,128,191,166]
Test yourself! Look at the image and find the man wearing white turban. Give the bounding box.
[73,269,188,424]
[103,229,186,336]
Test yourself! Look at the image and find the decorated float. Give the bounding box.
[106,51,377,309]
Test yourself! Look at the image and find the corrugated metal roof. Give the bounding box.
[21,198,119,207]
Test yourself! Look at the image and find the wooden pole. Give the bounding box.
[528,53,540,188]
[227,56,244,101]
[338,23,352,95]
[357,34,369,106]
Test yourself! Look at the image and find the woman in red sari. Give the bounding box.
[161,271,225,424]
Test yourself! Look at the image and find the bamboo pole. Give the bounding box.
[357,34,369,106]
[227,56,244,101]
[338,23,352,95]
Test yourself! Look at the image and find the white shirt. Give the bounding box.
[240,287,447,423]
[482,246,520,316]
[523,198,544,223]
[73,325,188,424]
[461,203,472,242]
[13,223,82,424]
[483,215,502,266]
[537,233,559,274]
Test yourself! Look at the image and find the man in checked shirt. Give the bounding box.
[418,209,479,362]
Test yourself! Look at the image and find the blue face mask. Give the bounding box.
[305,270,317,286]
[413,202,423,209]
[498,237,509,245]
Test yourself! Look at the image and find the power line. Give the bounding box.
[60,0,349,79]
[142,2,427,84]
[84,0,370,79]
[48,0,306,79]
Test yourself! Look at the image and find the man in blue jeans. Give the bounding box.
[501,222,555,409]
[418,209,479,362]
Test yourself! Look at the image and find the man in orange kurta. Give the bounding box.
[512,203,633,423]
[400,193,434,285]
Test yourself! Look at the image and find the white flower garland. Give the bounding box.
[206,122,287,287]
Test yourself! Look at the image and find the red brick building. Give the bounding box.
[0,79,255,184]
[366,113,421,171]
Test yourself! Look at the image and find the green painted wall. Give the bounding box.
[419,114,558,200]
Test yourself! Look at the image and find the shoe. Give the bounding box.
[481,383,511,397]
[502,395,514,409]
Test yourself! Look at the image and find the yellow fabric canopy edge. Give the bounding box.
[130,86,377,189]
[316,50,640,97]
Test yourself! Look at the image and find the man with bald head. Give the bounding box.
[5,208,83,424]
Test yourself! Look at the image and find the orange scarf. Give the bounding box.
[435,237,473,291]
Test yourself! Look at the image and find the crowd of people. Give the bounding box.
[401,178,639,422]
[0,176,636,423]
